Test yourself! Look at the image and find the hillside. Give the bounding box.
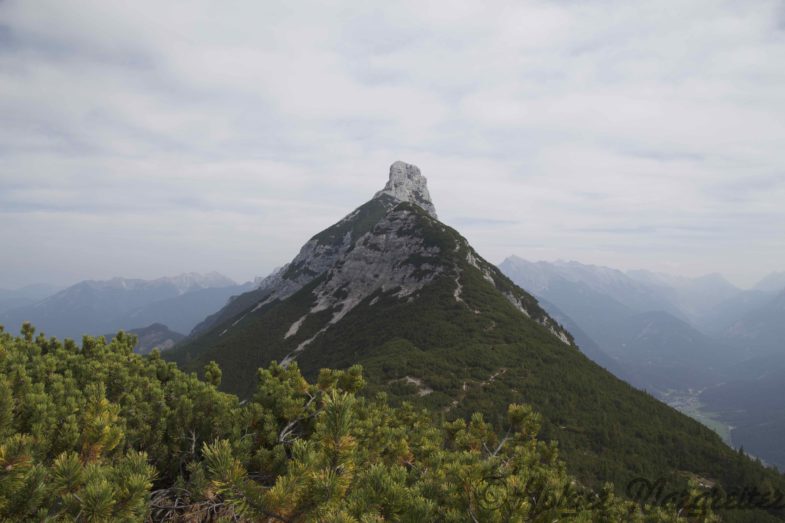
[2,325,714,521]
[724,290,785,355]
[117,283,256,335]
[104,323,185,354]
[0,284,60,314]
[701,352,785,471]
[754,272,785,293]
[698,289,776,337]
[168,162,785,518]
[598,310,735,392]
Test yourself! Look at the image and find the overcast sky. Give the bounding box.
[1,0,784,289]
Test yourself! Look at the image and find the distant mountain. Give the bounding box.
[104,323,185,354]
[724,289,785,355]
[498,258,742,329]
[0,272,248,339]
[754,271,785,293]
[626,270,740,324]
[188,272,280,337]
[698,288,785,469]
[597,310,734,392]
[521,276,636,342]
[701,350,785,471]
[0,283,61,314]
[534,297,634,381]
[166,161,782,508]
[499,257,676,314]
[697,288,776,336]
[117,283,255,335]
[498,257,739,394]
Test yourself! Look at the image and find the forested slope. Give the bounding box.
[0,324,727,521]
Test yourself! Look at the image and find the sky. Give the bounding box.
[1,0,784,289]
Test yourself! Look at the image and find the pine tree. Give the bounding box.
[0,325,733,522]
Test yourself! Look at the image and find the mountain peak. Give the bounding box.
[374,161,437,218]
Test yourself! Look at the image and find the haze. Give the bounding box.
[1,0,784,289]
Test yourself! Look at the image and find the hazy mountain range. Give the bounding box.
[499,255,785,469]
[0,272,254,341]
[0,283,63,314]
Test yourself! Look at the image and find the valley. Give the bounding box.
[661,388,733,446]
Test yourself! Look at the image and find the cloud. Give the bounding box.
[0,0,784,288]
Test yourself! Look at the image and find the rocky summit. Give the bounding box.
[189,161,567,351]
[374,160,438,218]
[168,162,781,500]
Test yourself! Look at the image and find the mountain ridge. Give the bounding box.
[167,162,785,511]
[0,272,249,339]
[104,322,185,354]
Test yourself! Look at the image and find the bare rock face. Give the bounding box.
[207,159,571,360]
[183,159,575,374]
[247,161,437,309]
[374,161,437,218]
[279,206,446,365]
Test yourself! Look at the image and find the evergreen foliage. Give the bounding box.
[0,324,723,521]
